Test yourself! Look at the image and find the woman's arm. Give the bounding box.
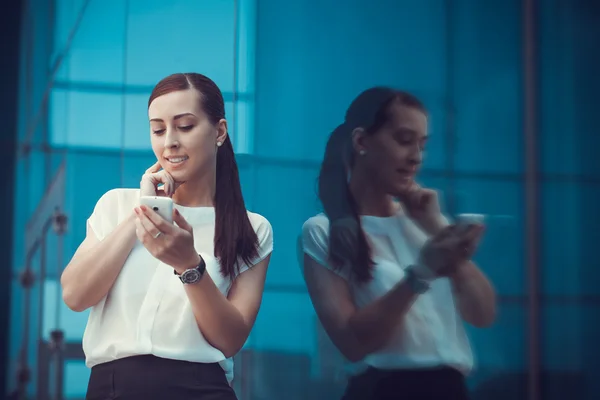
[303,254,419,362]
[134,206,273,358]
[423,217,496,327]
[450,261,496,327]
[61,212,137,312]
[301,220,476,362]
[175,254,271,358]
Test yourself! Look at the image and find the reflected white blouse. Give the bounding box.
[302,212,473,376]
[82,189,273,383]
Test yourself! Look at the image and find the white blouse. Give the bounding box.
[302,212,473,376]
[82,188,273,383]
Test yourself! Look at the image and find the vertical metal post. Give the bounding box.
[37,235,48,400]
[523,0,541,399]
[16,253,36,400]
[50,209,68,400]
[443,0,457,215]
[49,329,65,400]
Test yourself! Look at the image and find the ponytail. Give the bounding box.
[214,135,259,277]
[149,72,260,278]
[318,124,374,283]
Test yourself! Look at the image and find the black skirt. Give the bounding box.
[341,366,470,400]
[85,354,237,400]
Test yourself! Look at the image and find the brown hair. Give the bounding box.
[318,87,426,283]
[149,73,259,278]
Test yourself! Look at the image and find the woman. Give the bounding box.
[61,73,273,399]
[301,87,496,400]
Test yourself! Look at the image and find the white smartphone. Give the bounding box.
[139,196,174,224]
[455,213,486,226]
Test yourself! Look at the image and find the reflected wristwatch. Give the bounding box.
[405,265,430,294]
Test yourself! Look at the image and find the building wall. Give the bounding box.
[8,0,600,398]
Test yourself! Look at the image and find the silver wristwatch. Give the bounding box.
[405,265,430,294]
[174,256,206,285]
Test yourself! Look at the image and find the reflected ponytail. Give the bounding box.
[316,86,426,282]
[318,123,374,283]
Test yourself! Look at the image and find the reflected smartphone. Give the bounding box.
[140,196,174,224]
[455,213,485,226]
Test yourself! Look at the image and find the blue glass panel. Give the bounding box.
[125,0,235,91]
[451,0,523,174]
[541,181,600,296]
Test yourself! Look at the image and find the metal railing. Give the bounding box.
[10,164,67,400]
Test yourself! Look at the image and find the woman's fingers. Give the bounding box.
[444,224,484,259]
[433,224,458,243]
[166,173,176,197]
[143,170,178,197]
[145,161,162,175]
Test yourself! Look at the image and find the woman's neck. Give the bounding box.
[172,171,216,207]
[349,169,398,217]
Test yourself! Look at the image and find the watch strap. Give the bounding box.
[405,265,430,294]
[174,256,206,284]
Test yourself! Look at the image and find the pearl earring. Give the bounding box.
[359,150,366,156]
[217,141,223,147]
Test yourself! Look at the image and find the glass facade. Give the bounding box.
[9,0,600,399]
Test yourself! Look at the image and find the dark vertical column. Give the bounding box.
[43,0,57,187]
[0,0,24,397]
[523,0,541,399]
[443,0,456,215]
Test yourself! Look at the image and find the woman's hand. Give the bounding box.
[140,161,182,197]
[415,224,485,280]
[134,205,200,273]
[399,182,447,235]
[447,223,486,278]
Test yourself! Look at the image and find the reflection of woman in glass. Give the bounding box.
[301,87,496,399]
[61,73,273,400]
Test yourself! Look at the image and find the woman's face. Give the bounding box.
[148,89,226,183]
[353,103,428,196]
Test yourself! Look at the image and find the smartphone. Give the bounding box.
[139,196,174,224]
[455,213,485,226]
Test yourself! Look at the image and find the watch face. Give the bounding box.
[181,269,201,284]
[407,267,429,294]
